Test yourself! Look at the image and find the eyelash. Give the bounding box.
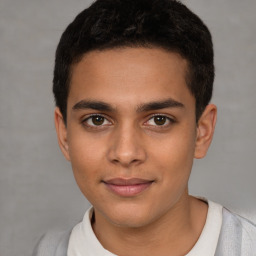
[145,114,176,128]
[81,114,176,129]
[82,114,112,128]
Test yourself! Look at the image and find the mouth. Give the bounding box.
[103,178,154,197]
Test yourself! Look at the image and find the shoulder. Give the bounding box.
[215,207,256,255]
[222,207,256,238]
[32,229,71,256]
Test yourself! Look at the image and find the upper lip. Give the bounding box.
[103,178,154,185]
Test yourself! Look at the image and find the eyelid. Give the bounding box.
[81,113,113,127]
[144,113,176,126]
[80,113,176,129]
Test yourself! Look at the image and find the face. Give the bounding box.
[55,47,216,228]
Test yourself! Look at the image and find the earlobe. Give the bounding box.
[194,104,217,159]
[54,107,70,161]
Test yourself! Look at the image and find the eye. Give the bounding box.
[145,115,174,127]
[83,115,112,127]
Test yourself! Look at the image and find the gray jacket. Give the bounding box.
[33,208,256,256]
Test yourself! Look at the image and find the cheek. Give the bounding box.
[153,130,196,184]
[68,128,107,166]
[68,134,106,190]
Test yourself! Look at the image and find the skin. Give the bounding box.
[55,47,217,255]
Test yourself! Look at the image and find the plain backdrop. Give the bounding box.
[0,0,255,255]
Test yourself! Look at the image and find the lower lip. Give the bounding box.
[104,182,153,197]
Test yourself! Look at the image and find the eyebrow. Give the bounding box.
[72,98,184,112]
[137,98,184,112]
[72,100,115,112]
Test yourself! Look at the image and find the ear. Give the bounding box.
[54,107,70,161]
[194,104,217,159]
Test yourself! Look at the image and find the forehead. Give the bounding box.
[68,47,194,110]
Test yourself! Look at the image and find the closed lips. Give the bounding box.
[103,178,154,196]
[104,178,154,185]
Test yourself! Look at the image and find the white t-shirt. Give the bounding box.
[67,200,223,256]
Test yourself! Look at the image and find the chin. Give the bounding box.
[102,203,157,228]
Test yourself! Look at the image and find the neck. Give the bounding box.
[92,194,208,256]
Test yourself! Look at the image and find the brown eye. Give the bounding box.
[84,115,111,127]
[91,116,104,125]
[154,116,167,125]
[145,115,174,127]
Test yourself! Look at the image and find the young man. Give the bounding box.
[34,0,256,255]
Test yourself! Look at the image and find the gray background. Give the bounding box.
[0,0,255,255]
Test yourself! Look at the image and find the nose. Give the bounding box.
[107,124,147,167]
